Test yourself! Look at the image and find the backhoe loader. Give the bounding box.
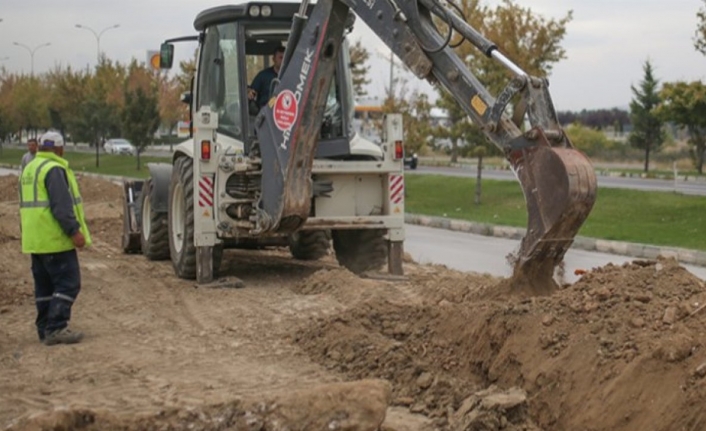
[122,0,597,288]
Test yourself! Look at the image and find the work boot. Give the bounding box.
[44,328,84,346]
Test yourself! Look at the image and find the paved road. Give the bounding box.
[412,165,706,196]
[404,223,706,283]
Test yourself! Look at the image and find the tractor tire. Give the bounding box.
[332,229,387,274]
[289,230,330,261]
[140,179,170,261]
[168,157,223,280]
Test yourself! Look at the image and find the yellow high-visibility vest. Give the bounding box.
[19,152,92,254]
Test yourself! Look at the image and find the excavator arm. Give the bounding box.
[253,0,597,284]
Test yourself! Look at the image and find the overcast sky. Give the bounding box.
[1,0,704,112]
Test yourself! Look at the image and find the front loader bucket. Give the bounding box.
[122,180,144,254]
[509,143,597,287]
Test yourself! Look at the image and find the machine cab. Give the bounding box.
[162,2,357,159]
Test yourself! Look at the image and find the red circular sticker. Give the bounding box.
[273,90,298,131]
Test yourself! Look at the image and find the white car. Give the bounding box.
[104,138,136,155]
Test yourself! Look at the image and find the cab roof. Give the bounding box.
[194,2,310,31]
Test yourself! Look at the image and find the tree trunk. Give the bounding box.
[644,146,650,172]
[450,138,459,164]
[95,133,100,168]
[474,154,483,205]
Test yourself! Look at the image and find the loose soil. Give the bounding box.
[1,174,705,431]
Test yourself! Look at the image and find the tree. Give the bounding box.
[432,0,572,163]
[455,0,572,94]
[628,60,665,172]
[0,71,20,141]
[557,108,630,131]
[176,53,197,94]
[695,0,706,55]
[564,123,616,156]
[122,62,160,170]
[46,65,90,143]
[434,95,486,163]
[381,86,433,155]
[10,76,50,138]
[658,81,706,174]
[349,39,370,98]
[157,74,186,135]
[73,82,120,167]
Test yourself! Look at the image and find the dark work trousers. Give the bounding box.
[31,249,81,340]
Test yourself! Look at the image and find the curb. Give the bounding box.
[404,213,706,268]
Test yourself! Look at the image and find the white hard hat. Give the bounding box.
[39,131,64,148]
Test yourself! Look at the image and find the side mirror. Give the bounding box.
[159,43,174,69]
[180,92,192,105]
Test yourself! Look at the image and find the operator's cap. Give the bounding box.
[39,131,64,148]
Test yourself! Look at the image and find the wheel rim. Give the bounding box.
[142,192,151,239]
[171,181,185,254]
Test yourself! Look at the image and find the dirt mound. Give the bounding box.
[7,380,390,431]
[73,174,124,203]
[291,267,375,295]
[0,175,20,202]
[295,258,706,431]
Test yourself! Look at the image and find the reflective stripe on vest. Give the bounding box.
[19,159,83,208]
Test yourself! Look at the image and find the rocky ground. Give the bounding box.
[1,174,705,431]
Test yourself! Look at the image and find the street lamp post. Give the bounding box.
[13,42,51,76]
[376,48,405,101]
[75,23,119,167]
[75,23,120,63]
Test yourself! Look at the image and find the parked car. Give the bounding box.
[404,152,418,170]
[104,138,136,155]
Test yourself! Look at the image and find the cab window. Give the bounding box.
[198,23,243,139]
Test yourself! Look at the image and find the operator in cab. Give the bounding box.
[247,45,285,110]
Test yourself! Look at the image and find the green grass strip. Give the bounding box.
[0,148,167,179]
[405,174,705,251]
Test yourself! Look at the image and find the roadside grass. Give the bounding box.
[405,174,706,251]
[3,147,703,251]
[419,156,705,180]
[0,148,164,179]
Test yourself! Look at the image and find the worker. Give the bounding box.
[19,130,92,346]
[20,138,38,171]
[247,45,286,110]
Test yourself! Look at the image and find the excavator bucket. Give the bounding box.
[507,134,597,287]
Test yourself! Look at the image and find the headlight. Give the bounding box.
[249,5,260,17]
[261,5,272,17]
